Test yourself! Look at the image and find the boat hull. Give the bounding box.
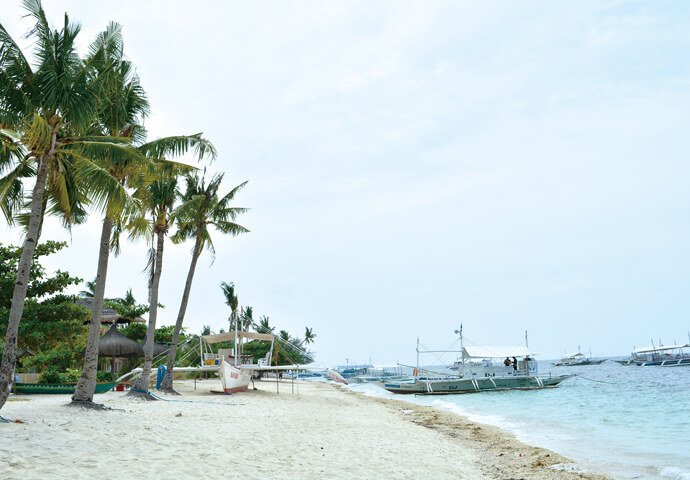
[383,375,573,395]
[12,381,119,394]
[219,359,252,394]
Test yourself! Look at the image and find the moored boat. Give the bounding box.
[12,381,119,394]
[553,349,606,366]
[623,344,690,367]
[383,329,572,395]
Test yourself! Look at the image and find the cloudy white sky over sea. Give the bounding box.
[3,1,690,366]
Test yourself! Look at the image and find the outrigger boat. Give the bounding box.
[553,347,605,366]
[619,343,690,367]
[12,381,119,395]
[383,328,573,395]
[118,329,346,392]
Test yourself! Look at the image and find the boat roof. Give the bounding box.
[202,331,274,344]
[462,346,532,359]
[633,344,690,354]
[563,352,585,358]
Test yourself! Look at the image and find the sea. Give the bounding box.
[345,360,690,480]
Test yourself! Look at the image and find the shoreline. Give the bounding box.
[340,383,613,480]
[0,379,612,479]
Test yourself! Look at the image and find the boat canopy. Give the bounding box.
[633,344,690,354]
[462,346,532,359]
[563,352,584,359]
[202,331,274,344]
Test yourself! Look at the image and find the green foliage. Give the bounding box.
[0,241,89,373]
[119,322,147,342]
[104,299,150,321]
[155,325,185,343]
[0,241,83,309]
[37,368,111,384]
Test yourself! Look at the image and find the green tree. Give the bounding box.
[220,281,238,331]
[79,279,97,298]
[303,327,316,346]
[0,1,136,410]
[159,172,249,393]
[255,315,274,334]
[0,241,88,375]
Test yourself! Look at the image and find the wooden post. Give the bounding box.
[275,342,279,395]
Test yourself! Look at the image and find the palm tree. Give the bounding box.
[122,288,136,306]
[79,279,97,298]
[255,315,274,334]
[240,306,253,331]
[303,327,316,345]
[0,2,136,410]
[70,25,152,407]
[220,281,238,331]
[125,165,197,398]
[70,19,217,404]
[159,172,249,393]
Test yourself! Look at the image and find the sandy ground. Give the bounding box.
[0,379,612,480]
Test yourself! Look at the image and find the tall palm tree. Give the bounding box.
[125,165,195,398]
[220,281,238,331]
[0,1,136,410]
[159,172,249,393]
[70,25,152,407]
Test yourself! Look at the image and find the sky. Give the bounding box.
[2,0,690,367]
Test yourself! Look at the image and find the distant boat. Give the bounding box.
[553,348,606,366]
[344,365,412,384]
[619,343,690,367]
[383,329,572,395]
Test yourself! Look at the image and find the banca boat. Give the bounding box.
[620,343,690,367]
[383,333,572,395]
[12,381,119,394]
[553,348,605,366]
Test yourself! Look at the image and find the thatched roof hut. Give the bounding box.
[96,324,145,358]
[76,297,146,325]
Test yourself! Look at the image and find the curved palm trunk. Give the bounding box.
[70,217,114,407]
[0,159,49,411]
[129,231,165,398]
[159,234,203,393]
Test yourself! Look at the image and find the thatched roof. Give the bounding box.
[76,297,146,325]
[97,324,145,358]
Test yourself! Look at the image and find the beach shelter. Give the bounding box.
[91,324,145,378]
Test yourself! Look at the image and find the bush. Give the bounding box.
[37,368,65,384]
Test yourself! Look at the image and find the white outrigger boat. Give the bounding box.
[553,347,605,366]
[383,329,572,395]
[119,330,346,392]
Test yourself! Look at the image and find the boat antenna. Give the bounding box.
[416,337,420,376]
[525,330,529,348]
[454,324,463,372]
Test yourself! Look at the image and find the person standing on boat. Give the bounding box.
[504,357,511,367]
[512,357,518,373]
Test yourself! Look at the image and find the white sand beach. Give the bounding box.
[0,379,612,480]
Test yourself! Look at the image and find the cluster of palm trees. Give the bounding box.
[219,281,317,363]
[220,281,316,346]
[0,1,248,409]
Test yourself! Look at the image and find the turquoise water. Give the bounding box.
[348,361,690,480]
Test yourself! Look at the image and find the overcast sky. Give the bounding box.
[3,1,690,367]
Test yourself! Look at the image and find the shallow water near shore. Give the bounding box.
[347,361,690,480]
